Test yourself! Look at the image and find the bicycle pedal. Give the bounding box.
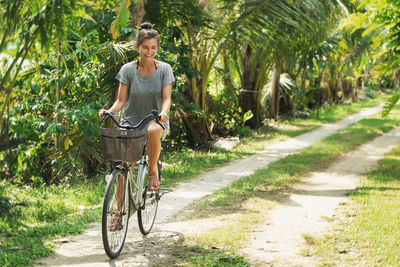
[158,188,173,199]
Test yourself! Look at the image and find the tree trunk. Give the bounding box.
[181,72,212,143]
[130,0,147,28]
[238,43,262,128]
[178,108,200,142]
[200,75,212,140]
[269,58,282,118]
[352,77,359,102]
[337,74,344,100]
[239,44,254,120]
[328,78,337,105]
[394,70,400,88]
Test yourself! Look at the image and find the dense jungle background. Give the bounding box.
[1,0,400,186]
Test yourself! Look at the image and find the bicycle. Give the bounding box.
[100,110,167,259]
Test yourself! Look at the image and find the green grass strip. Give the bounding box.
[312,145,400,266]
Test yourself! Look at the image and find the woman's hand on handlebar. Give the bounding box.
[99,109,108,118]
[159,112,169,123]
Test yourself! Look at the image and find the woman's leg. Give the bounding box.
[109,173,125,231]
[147,121,163,189]
[116,178,125,208]
[116,162,135,210]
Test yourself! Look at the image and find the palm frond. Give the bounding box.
[260,73,298,106]
[225,0,347,48]
[382,91,400,117]
[97,41,138,98]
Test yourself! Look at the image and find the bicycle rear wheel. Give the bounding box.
[102,169,130,258]
[137,165,159,235]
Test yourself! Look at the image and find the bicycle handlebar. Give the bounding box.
[101,110,165,130]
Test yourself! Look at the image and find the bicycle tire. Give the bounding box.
[137,163,160,235]
[102,169,130,258]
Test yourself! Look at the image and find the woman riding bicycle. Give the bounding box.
[99,22,174,191]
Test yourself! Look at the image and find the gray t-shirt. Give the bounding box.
[116,61,175,132]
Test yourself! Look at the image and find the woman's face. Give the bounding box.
[138,38,158,61]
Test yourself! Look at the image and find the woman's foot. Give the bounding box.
[108,212,123,232]
[148,172,160,191]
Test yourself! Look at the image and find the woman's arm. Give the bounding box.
[99,83,128,117]
[159,83,172,122]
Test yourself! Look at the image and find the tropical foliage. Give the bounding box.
[0,0,398,185]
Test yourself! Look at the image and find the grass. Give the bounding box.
[172,245,249,266]
[302,234,319,246]
[0,94,389,266]
[189,224,247,252]
[0,179,104,266]
[310,145,400,266]
[175,102,400,260]
[186,197,275,252]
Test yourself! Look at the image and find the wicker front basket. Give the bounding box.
[101,128,147,162]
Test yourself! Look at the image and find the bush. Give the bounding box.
[363,87,376,99]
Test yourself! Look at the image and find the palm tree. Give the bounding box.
[222,0,348,119]
[178,0,235,141]
[335,29,374,101]
[0,0,50,122]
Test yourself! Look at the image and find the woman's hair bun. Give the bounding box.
[140,22,153,30]
[136,21,160,48]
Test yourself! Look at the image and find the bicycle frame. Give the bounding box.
[127,156,148,210]
[102,110,167,258]
[102,110,163,209]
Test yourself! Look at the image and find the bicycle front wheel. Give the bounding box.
[137,168,159,235]
[102,169,130,258]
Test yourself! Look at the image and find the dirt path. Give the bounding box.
[242,125,400,266]
[35,105,387,267]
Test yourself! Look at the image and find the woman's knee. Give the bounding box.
[147,123,163,139]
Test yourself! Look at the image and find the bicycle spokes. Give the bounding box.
[102,170,130,258]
